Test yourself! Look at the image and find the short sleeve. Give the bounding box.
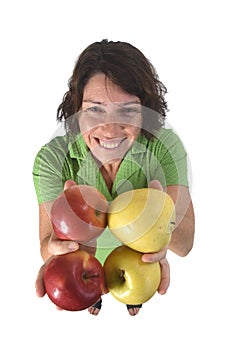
[32,137,70,204]
[154,129,189,187]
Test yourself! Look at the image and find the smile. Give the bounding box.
[98,138,125,149]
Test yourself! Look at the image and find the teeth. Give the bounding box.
[99,140,122,149]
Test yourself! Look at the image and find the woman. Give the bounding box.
[33,39,195,316]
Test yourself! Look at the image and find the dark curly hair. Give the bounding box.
[57,39,168,139]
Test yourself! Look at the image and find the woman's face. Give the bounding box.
[78,73,142,165]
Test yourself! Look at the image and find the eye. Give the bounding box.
[118,107,141,119]
[84,106,106,119]
[124,107,140,114]
[86,106,104,113]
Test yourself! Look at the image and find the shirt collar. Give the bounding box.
[131,133,148,154]
[68,134,89,159]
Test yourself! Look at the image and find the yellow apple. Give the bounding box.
[103,245,161,304]
[108,188,175,253]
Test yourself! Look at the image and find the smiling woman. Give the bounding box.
[78,73,142,170]
[33,39,195,317]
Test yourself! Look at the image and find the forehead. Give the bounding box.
[83,73,140,104]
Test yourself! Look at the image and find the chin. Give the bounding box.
[94,150,126,166]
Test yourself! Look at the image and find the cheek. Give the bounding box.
[80,129,92,147]
[81,132,89,143]
[124,116,142,139]
[79,118,91,134]
[79,118,96,141]
[126,126,141,139]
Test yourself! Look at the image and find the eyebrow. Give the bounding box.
[82,100,141,106]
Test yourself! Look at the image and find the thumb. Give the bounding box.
[48,232,79,255]
[35,264,46,297]
[157,258,170,295]
[64,179,77,190]
[148,180,164,191]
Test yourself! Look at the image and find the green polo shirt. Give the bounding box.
[33,128,189,264]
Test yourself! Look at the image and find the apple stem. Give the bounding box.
[119,269,126,283]
[82,272,99,280]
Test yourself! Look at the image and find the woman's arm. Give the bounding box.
[166,185,195,257]
[141,182,195,294]
[147,181,195,257]
[39,203,80,262]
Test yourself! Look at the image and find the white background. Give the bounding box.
[0,0,232,349]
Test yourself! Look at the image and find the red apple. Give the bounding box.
[44,250,107,311]
[51,184,109,243]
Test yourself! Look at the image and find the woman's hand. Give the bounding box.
[35,261,48,298]
[35,238,80,298]
[48,232,79,255]
[148,179,164,191]
[142,248,170,295]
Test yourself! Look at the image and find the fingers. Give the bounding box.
[141,249,170,295]
[35,256,54,297]
[48,232,79,255]
[64,179,77,190]
[141,248,167,263]
[158,257,170,295]
[35,264,46,297]
[148,180,164,191]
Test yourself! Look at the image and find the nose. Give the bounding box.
[100,121,121,137]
